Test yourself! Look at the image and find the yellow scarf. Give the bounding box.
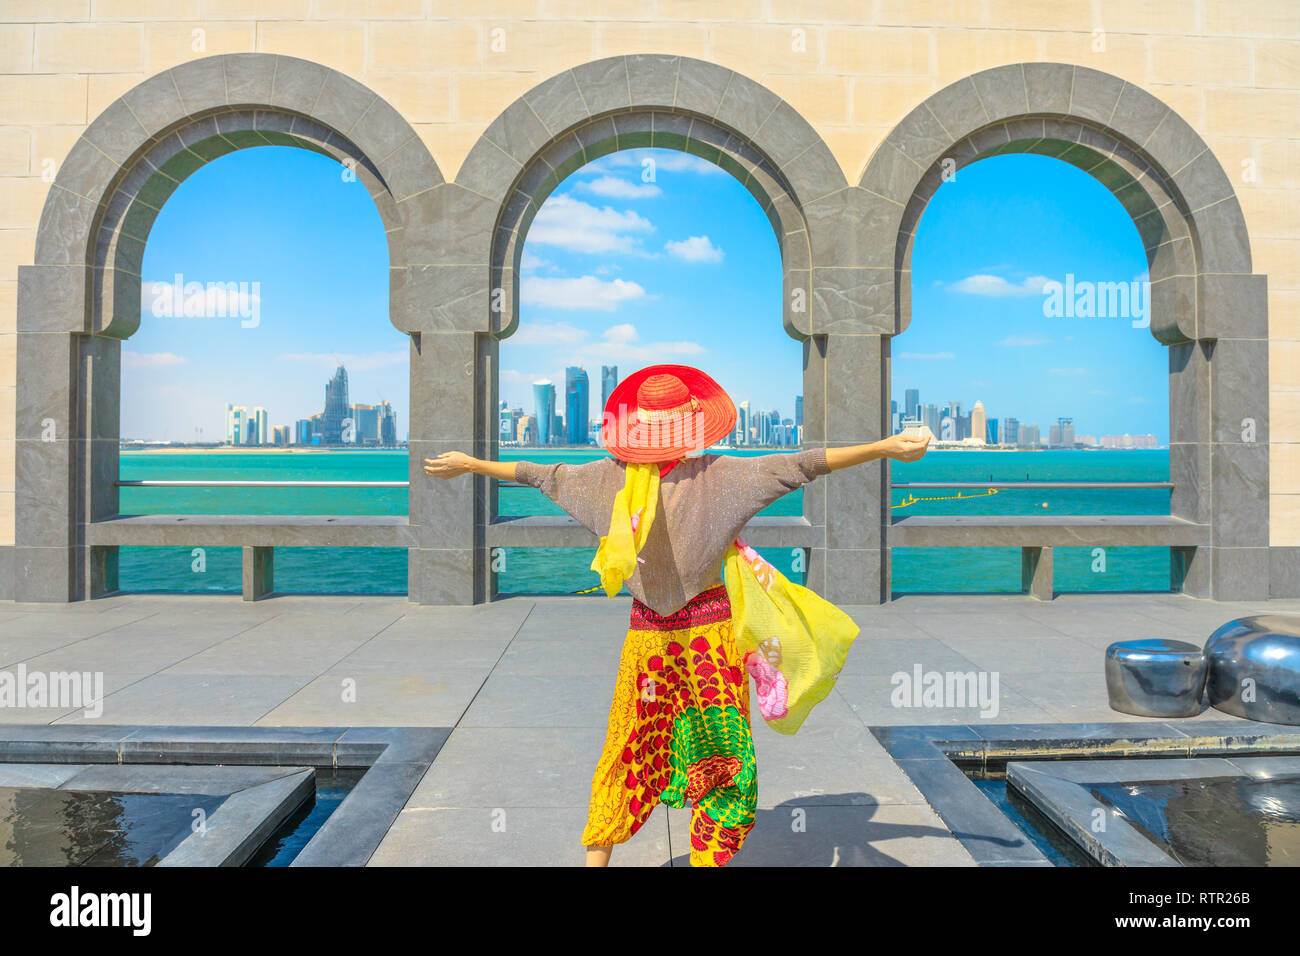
[589,458,858,734]
[589,462,660,597]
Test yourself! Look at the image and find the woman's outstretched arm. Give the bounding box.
[422,451,516,481]
[825,434,930,471]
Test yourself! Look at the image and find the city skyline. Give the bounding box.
[219,364,399,448]
[892,386,1161,448]
[500,363,804,447]
[121,147,1168,444]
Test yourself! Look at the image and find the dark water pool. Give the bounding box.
[967,769,1095,867]
[1090,774,1300,867]
[248,768,366,867]
[0,787,228,866]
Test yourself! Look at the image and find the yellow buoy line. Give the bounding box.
[892,488,999,509]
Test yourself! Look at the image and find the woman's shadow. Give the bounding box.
[662,793,1008,866]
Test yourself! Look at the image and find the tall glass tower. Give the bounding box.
[322,365,349,444]
[565,366,589,445]
[532,379,555,445]
[601,366,618,419]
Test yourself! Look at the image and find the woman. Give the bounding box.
[424,364,929,866]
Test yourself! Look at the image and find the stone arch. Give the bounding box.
[432,55,883,605]
[14,53,443,601]
[863,62,1269,599]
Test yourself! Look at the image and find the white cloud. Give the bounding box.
[996,334,1050,347]
[123,351,187,369]
[599,149,724,177]
[519,251,550,272]
[602,323,639,344]
[508,319,588,346]
[278,350,407,372]
[527,195,655,255]
[898,351,955,360]
[579,176,663,199]
[1049,367,1089,376]
[665,235,724,263]
[950,274,1052,297]
[568,323,704,364]
[521,275,648,311]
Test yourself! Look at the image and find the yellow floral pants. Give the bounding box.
[581,584,757,867]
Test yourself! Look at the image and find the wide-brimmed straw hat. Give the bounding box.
[601,364,737,463]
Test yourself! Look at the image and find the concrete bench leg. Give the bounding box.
[242,546,274,601]
[88,546,119,598]
[1021,546,1053,600]
[1171,545,1209,597]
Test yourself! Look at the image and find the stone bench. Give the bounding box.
[888,515,1211,599]
[87,515,413,601]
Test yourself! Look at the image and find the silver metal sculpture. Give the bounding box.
[1105,639,1208,718]
[1204,615,1300,725]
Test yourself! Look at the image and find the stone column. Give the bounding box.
[820,332,885,605]
[406,329,486,604]
[1207,334,1270,600]
[13,325,77,602]
[1169,340,1212,597]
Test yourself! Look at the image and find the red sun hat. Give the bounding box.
[601,364,737,464]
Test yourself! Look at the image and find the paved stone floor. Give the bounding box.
[2,590,1298,866]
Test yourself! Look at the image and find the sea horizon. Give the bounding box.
[115,447,1172,597]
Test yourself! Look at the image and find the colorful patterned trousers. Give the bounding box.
[581,584,757,867]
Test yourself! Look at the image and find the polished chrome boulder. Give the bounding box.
[1204,616,1300,725]
[1105,639,1208,718]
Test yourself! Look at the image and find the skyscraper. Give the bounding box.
[971,401,987,446]
[349,403,380,444]
[322,365,349,444]
[499,400,514,442]
[795,395,803,428]
[1004,417,1020,445]
[253,406,269,445]
[601,366,618,419]
[905,389,919,422]
[736,400,750,446]
[565,366,589,445]
[1057,417,1075,449]
[226,404,246,445]
[986,417,1000,445]
[532,379,555,446]
[376,401,397,447]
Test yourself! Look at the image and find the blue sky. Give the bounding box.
[125,146,1166,443]
[901,153,1163,441]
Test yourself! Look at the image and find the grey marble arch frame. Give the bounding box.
[861,63,1276,600]
[7,54,1287,604]
[454,54,886,608]
[11,53,444,602]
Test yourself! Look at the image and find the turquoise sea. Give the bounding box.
[117,448,1171,596]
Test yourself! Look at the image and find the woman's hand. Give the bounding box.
[876,433,931,463]
[423,451,477,479]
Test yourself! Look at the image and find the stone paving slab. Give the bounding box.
[0,591,1297,865]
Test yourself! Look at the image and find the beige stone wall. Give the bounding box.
[0,1,1297,547]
